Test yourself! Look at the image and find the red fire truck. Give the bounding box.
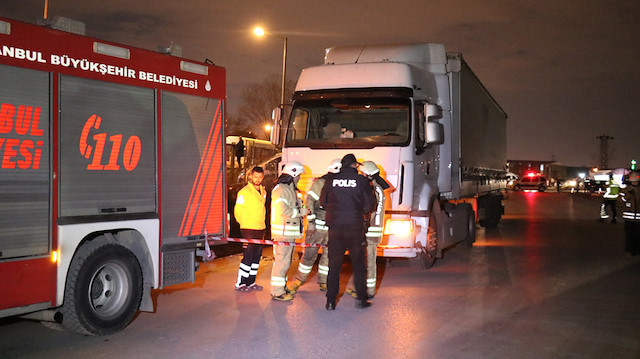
[0,17,226,335]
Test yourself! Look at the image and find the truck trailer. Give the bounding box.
[272,43,507,268]
[0,17,226,334]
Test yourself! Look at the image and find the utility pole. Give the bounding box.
[596,134,614,169]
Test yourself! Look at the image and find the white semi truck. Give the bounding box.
[272,43,507,267]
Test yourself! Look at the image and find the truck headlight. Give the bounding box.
[383,219,414,236]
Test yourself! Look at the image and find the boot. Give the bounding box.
[271,293,294,302]
[355,299,371,309]
[288,280,303,294]
[325,300,336,310]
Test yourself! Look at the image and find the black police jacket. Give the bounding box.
[319,166,376,228]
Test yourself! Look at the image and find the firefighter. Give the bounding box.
[600,173,620,223]
[346,160,390,299]
[620,170,640,255]
[289,159,342,294]
[270,161,308,301]
[234,166,267,291]
[320,154,376,310]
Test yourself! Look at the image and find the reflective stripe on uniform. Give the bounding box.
[307,214,317,221]
[271,224,302,237]
[315,219,329,231]
[238,262,251,278]
[308,190,320,201]
[623,211,640,220]
[298,262,313,274]
[366,226,383,238]
[318,265,329,276]
[600,203,609,219]
[250,263,259,276]
[367,278,377,288]
[271,276,287,287]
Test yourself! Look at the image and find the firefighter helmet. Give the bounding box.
[327,159,342,174]
[360,161,379,176]
[282,161,304,177]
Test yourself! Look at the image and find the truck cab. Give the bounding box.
[273,43,507,267]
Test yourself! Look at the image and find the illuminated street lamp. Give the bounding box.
[253,26,288,110]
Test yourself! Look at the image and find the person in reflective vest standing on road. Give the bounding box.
[361,161,390,298]
[289,159,342,294]
[600,173,620,223]
[234,166,267,292]
[270,161,308,301]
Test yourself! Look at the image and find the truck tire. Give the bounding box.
[459,203,476,247]
[61,240,143,336]
[412,201,440,269]
[538,186,546,192]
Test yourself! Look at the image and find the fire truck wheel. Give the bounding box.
[62,241,143,336]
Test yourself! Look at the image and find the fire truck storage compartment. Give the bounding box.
[59,75,156,217]
[0,64,51,259]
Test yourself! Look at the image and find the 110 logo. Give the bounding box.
[79,114,141,171]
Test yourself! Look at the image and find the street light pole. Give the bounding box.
[253,27,288,110]
[280,36,287,110]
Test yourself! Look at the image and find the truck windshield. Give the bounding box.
[285,98,410,147]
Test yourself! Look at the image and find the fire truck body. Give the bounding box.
[0,17,226,334]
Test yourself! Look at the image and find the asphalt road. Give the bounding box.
[1,191,639,359]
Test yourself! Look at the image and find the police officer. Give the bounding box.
[600,173,620,223]
[320,154,376,310]
[289,159,342,294]
[270,161,308,301]
[620,170,640,255]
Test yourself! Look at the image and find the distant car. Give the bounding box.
[513,174,547,192]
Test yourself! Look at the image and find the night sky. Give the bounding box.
[1,0,638,168]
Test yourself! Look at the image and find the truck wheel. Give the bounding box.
[513,185,520,191]
[62,240,143,336]
[413,203,440,269]
[460,203,476,247]
[413,242,436,270]
[538,186,546,192]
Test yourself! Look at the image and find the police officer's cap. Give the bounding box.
[341,153,361,167]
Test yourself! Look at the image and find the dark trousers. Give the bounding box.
[624,221,640,255]
[236,229,264,287]
[602,199,617,220]
[326,225,367,303]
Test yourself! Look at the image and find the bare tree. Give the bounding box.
[233,74,295,140]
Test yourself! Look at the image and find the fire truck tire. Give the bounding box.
[61,241,143,336]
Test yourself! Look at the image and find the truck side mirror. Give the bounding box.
[426,121,444,144]
[270,107,281,145]
[424,103,444,145]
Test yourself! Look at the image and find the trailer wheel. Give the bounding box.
[61,240,143,336]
